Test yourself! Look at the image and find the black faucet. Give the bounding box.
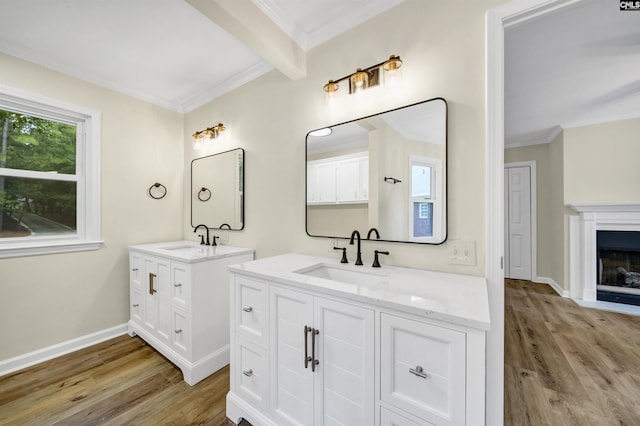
[193,224,210,245]
[372,250,389,268]
[219,223,231,230]
[211,236,219,246]
[333,246,348,263]
[366,227,380,240]
[350,230,363,265]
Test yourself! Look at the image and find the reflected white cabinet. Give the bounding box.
[128,245,253,385]
[307,152,368,205]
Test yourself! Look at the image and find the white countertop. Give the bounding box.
[129,240,254,263]
[229,253,491,330]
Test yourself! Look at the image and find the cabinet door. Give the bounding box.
[316,163,337,203]
[381,314,465,426]
[359,157,369,201]
[129,253,144,324]
[337,159,360,202]
[143,256,171,343]
[313,297,374,426]
[307,164,318,203]
[269,286,314,426]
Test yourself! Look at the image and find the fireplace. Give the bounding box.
[597,230,640,306]
[568,203,640,304]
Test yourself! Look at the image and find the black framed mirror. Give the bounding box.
[306,98,447,244]
[191,148,244,230]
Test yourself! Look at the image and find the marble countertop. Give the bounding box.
[129,240,254,264]
[229,253,491,330]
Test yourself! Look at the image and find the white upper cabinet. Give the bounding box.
[308,152,368,205]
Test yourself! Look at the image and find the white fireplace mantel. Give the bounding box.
[569,203,640,301]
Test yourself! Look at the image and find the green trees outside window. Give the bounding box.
[0,110,77,238]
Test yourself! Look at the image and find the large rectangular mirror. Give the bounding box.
[306,98,447,244]
[191,148,244,230]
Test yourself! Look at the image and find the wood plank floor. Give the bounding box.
[505,278,640,426]
[0,335,239,425]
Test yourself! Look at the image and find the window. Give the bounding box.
[409,155,442,242]
[0,86,101,257]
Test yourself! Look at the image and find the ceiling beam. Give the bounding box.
[186,0,306,80]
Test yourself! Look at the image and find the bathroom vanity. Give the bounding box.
[226,253,490,426]
[128,240,254,385]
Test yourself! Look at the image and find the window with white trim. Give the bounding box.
[0,87,101,258]
[409,155,442,243]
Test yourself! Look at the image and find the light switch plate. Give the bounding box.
[449,240,476,266]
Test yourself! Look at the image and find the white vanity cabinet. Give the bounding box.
[268,285,375,426]
[226,254,490,426]
[128,241,254,386]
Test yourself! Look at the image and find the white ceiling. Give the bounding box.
[505,0,640,147]
[0,0,403,112]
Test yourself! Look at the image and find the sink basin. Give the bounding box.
[295,263,389,287]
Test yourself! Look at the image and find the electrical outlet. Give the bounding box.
[449,240,476,266]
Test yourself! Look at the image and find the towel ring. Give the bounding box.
[198,187,212,202]
[148,182,167,199]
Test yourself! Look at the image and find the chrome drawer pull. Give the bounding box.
[242,306,253,313]
[174,283,182,288]
[174,329,183,334]
[409,365,427,379]
[242,369,253,377]
[132,304,139,307]
[131,268,138,271]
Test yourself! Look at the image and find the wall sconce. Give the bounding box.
[193,123,226,150]
[322,55,403,99]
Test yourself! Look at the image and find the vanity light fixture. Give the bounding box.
[322,55,403,96]
[193,123,226,150]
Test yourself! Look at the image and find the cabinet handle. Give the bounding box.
[131,268,138,271]
[175,329,183,334]
[174,283,182,288]
[311,328,320,372]
[409,365,427,379]
[242,369,253,377]
[149,273,157,295]
[242,306,253,313]
[304,326,312,368]
[132,304,139,307]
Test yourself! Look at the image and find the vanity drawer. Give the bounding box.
[129,253,143,289]
[130,288,144,323]
[235,277,268,345]
[381,406,434,426]
[172,307,191,357]
[171,263,190,308]
[381,314,465,425]
[235,337,267,411]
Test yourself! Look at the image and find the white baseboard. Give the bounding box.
[0,323,128,377]
[534,276,569,297]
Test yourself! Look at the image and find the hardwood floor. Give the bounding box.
[505,279,640,426]
[0,335,238,425]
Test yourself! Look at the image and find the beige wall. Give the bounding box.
[184,0,505,272]
[564,117,640,204]
[0,53,184,361]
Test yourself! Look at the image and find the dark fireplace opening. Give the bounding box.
[597,230,640,306]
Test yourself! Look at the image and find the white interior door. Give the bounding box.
[505,166,532,280]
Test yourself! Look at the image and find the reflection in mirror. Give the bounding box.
[191,148,244,230]
[306,98,446,244]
